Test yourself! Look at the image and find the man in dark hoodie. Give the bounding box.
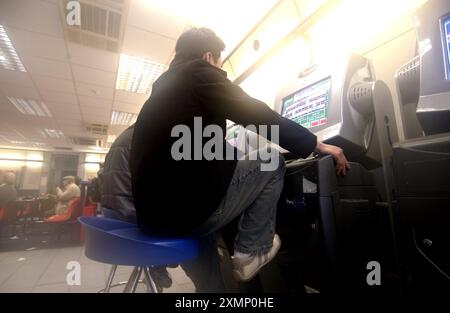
[130,27,349,291]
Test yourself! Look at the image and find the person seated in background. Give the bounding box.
[100,126,136,223]
[0,172,18,209]
[49,176,80,216]
[0,172,18,235]
[74,176,81,187]
[99,125,173,291]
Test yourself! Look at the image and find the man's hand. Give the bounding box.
[315,141,350,176]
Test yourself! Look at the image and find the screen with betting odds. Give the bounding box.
[281,77,332,129]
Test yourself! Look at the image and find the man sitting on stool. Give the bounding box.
[130,27,349,292]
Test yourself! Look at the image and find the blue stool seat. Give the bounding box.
[78,216,199,267]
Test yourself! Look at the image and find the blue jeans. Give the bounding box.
[181,150,286,292]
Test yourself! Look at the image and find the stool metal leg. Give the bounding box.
[104,265,117,293]
[123,266,140,293]
[131,267,143,293]
[98,266,148,293]
[144,267,159,293]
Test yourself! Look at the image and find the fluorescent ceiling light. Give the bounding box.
[110,110,137,126]
[8,97,52,117]
[0,25,26,72]
[115,54,166,94]
[41,128,64,139]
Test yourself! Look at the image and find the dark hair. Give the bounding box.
[175,27,225,62]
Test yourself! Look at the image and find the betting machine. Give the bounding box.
[393,0,450,293]
[217,53,401,294]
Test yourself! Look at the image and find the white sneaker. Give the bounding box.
[231,234,281,282]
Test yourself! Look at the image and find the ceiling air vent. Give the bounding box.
[59,0,129,53]
[86,123,108,136]
[70,136,99,146]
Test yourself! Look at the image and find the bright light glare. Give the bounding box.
[26,152,44,161]
[240,38,312,109]
[239,0,428,108]
[308,0,428,62]
[141,0,278,58]
[85,153,104,163]
[0,150,25,160]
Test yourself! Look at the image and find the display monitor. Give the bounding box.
[413,0,450,134]
[274,53,399,170]
[443,13,450,80]
[281,77,332,129]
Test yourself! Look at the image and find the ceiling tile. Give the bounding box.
[0,84,40,99]
[112,101,143,114]
[79,96,112,110]
[7,27,68,61]
[108,125,128,136]
[46,100,79,110]
[50,107,81,118]
[0,109,27,122]
[56,118,83,127]
[32,75,75,93]
[0,69,34,87]
[127,0,187,39]
[122,26,176,64]
[40,90,78,105]
[81,107,111,123]
[75,82,114,100]
[21,55,72,80]
[0,0,63,38]
[52,112,82,122]
[85,115,111,125]
[71,64,116,88]
[114,90,149,105]
[59,122,84,130]
[60,129,85,137]
[67,43,120,73]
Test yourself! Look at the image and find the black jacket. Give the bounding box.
[100,125,137,223]
[130,57,317,236]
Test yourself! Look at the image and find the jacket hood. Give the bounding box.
[169,54,227,78]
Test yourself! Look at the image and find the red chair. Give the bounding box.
[79,202,98,243]
[45,197,82,241]
[16,202,33,218]
[82,203,97,217]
